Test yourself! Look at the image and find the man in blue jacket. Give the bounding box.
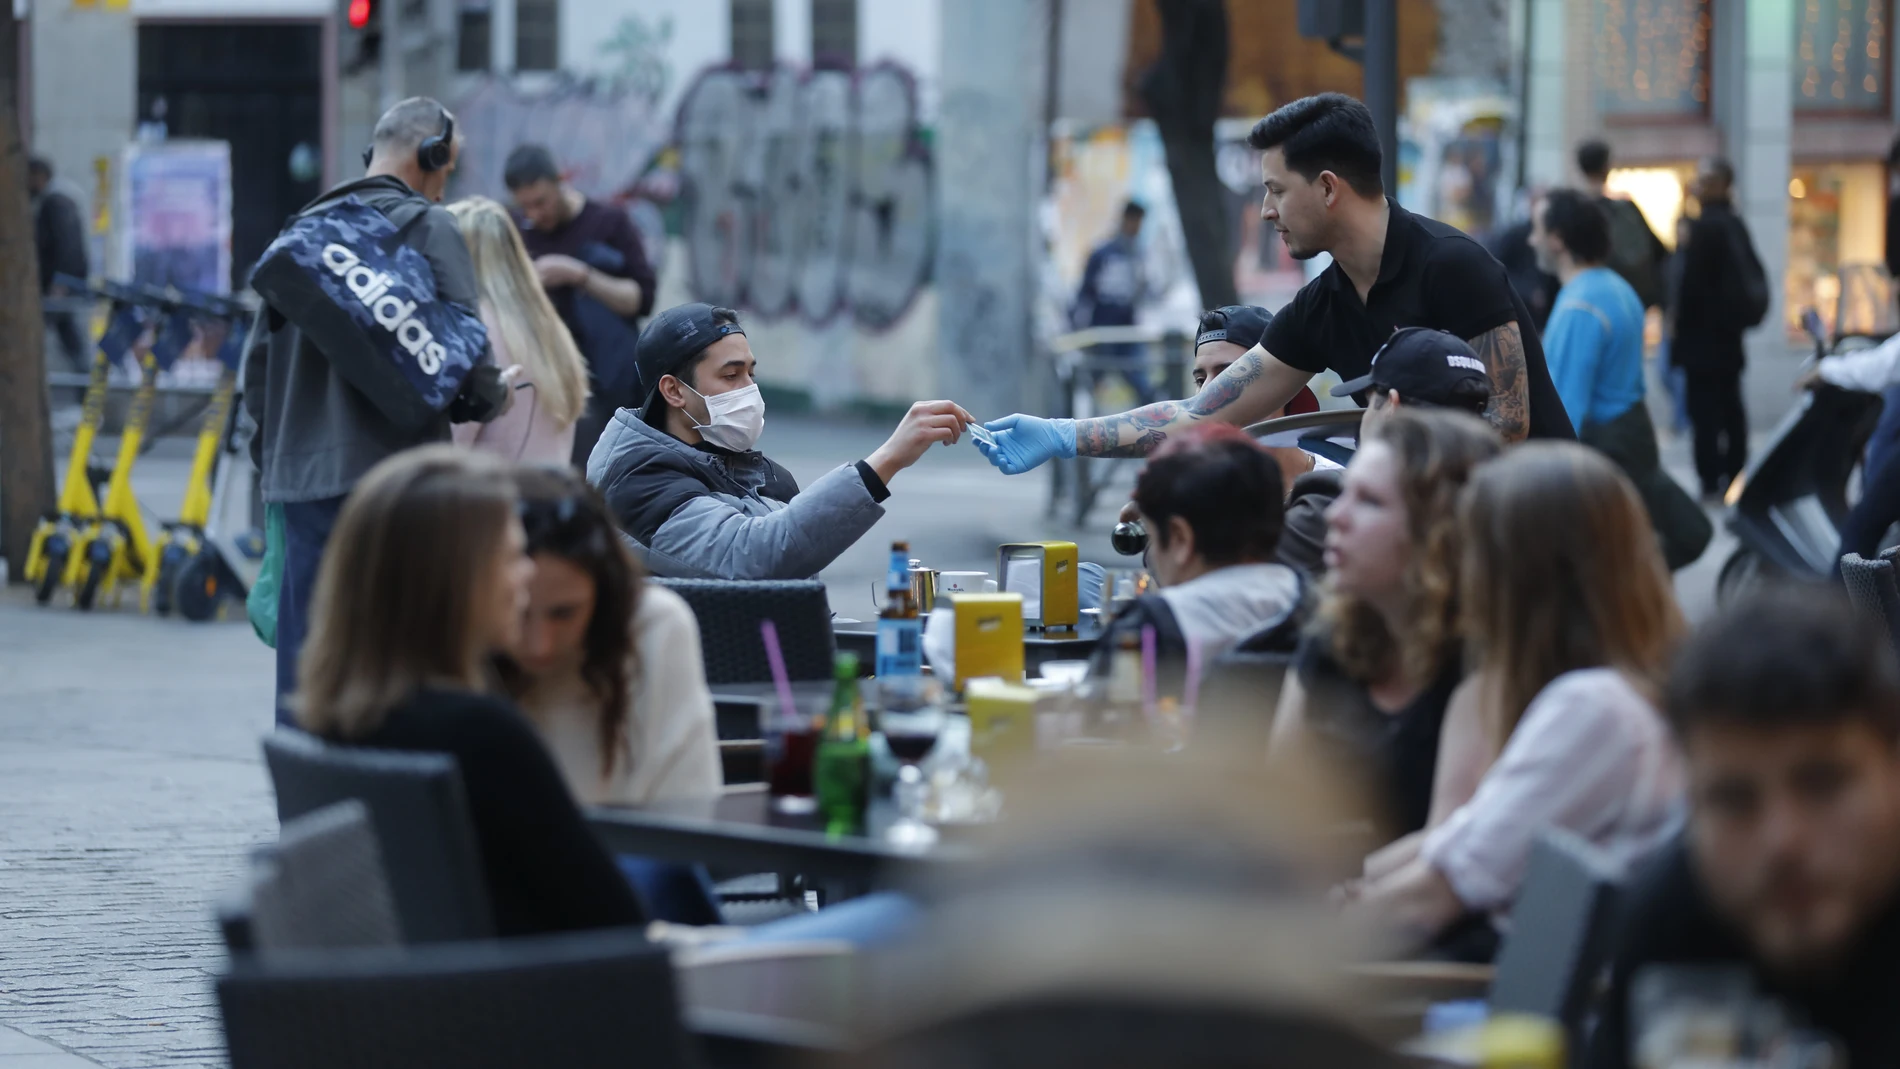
[588,302,972,579]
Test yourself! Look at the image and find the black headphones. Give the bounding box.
[361,107,455,173]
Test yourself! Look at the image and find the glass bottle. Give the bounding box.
[815,652,871,837]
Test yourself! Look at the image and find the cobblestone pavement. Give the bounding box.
[0,595,274,1068]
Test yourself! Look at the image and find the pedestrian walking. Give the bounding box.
[1074,201,1159,405]
[1674,157,1768,500]
[505,144,656,468]
[447,196,592,466]
[1530,188,1710,568]
[1576,140,1669,313]
[246,96,513,724]
[31,157,90,373]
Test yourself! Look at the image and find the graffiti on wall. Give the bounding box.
[673,62,933,332]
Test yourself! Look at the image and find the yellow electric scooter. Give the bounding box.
[70,291,195,611]
[149,291,248,617]
[24,278,148,606]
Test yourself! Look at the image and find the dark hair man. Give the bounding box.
[1576,139,1669,312]
[1089,423,1305,700]
[245,96,511,723]
[504,144,657,468]
[1589,587,1900,1069]
[29,156,90,373]
[589,302,973,579]
[1530,189,1710,570]
[1675,155,1764,499]
[977,93,1572,482]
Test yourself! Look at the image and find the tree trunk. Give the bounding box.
[1140,0,1237,310]
[0,10,52,585]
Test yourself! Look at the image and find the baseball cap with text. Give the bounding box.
[1330,327,1492,408]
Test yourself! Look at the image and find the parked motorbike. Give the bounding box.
[1716,309,1886,602]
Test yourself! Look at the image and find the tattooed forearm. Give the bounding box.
[1187,351,1267,417]
[1469,322,1529,443]
[1077,402,1185,457]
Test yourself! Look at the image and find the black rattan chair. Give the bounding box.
[218,931,688,1069]
[1488,829,1625,1042]
[1841,550,1900,664]
[262,731,493,943]
[655,577,836,684]
[231,799,401,955]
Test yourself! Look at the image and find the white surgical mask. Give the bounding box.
[685,382,766,452]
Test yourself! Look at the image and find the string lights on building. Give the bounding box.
[1796,0,1887,111]
[1596,0,1712,115]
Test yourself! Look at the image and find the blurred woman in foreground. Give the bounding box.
[295,445,646,935]
[448,197,591,466]
[1347,442,1684,957]
[1271,409,1501,839]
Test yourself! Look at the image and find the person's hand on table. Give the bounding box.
[866,400,976,486]
[975,414,1076,475]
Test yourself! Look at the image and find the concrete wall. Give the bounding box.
[30,3,135,276]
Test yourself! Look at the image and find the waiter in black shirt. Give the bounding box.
[977,93,1572,477]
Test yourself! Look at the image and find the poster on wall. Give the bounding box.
[119,139,232,296]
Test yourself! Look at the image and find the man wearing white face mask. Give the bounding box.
[588,302,975,579]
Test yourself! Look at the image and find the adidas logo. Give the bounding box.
[320,243,447,375]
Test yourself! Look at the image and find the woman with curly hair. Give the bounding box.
[1346,442,1685,957]
[1271,408,1502,839]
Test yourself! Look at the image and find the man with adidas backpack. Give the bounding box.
[244,96,516,723]
[1674,156,1770,501]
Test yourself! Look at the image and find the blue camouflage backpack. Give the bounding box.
[249,195,488,435]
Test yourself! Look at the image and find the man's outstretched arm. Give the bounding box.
[978,349,1313,474]
[1469,322,1530,443]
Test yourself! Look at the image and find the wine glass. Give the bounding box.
[877,703,946,848]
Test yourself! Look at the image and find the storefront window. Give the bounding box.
[1787,163,1891,336]
[1794,0,1890,114]
[1596,0,1713,118]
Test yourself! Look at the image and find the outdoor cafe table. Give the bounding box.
[587,785,973,890]
[831,615,1106,677]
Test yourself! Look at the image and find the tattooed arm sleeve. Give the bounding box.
[1071,349,1315,458]
[1469,322,1530,444]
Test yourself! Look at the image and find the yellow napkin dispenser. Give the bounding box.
[998,541,1080,630]
[964,677,1040,763]
[952,592,1025,688]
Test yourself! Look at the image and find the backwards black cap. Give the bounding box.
[634,303,746,420]
[1195,305,1273,353]
[1331,327,1492,408]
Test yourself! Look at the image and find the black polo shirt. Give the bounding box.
[1262,200,1575,439]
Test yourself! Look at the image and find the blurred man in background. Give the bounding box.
[31,156,89,373]
[1577,139,1668,314]
[1591,587,1900,1069]
[1073,200,1159,406]
[506,144,656,467]
[1674,157,1768,500]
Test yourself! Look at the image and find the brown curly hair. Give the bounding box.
[1317,408,1502,689]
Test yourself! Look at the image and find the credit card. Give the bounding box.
[968,423,997,447]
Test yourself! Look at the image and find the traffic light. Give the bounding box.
[342,0,381,71]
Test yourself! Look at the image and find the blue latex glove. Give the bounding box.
[976,414,1076,475]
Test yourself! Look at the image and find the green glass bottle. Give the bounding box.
[815,652,870,836]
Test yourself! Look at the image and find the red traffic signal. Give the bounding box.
[347,0,373,30]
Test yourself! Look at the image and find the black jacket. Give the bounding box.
[1275,468,1342,580]
[1673,200,1751,375]
[35,190,88,293]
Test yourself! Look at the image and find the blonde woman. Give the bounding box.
[448,197,591,466]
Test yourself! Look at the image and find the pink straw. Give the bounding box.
[1141,624,1158,721]
[759,620,799,727]
[1183,636,1202,718]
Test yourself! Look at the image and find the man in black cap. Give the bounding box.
[586,302,974,580]
[1335,326,1495,442]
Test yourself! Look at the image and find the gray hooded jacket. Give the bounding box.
[587,409,887,580]
[244,175,488,503]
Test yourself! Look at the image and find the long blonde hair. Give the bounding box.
[448,196,590,428]
[295,445,520,739]
[1318,408,1502,688]
[1458,442,1685,746]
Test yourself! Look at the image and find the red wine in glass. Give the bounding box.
[883,727,940,764]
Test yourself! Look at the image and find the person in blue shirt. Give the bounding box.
[1529,188,1710,569]
[1073,201,1159,405]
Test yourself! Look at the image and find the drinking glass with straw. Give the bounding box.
[760,620,820,814]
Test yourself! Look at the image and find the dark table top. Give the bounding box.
[832,617,1105,677]
[588,786,971,888]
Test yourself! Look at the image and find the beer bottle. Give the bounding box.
[815,652,871,836]
[876,541,925,709]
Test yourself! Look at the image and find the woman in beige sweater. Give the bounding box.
[500,466,720,805]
